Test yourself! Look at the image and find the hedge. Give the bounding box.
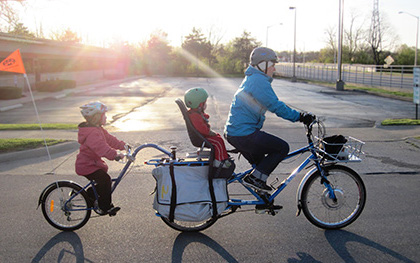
[35,79,76,92]
[0,86,22,100]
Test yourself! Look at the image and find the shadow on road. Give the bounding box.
[172,232,238,263]
[325,230,415,263]
[31,232,93,263]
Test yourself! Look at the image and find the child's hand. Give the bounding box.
[114,153,125,161]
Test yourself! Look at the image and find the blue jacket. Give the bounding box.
[224,66,300,137]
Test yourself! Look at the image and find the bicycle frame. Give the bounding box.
[64,129,333,215]
[226,142,328,208]
[62,144,173,213]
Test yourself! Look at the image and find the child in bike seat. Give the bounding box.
[184,88,234,171]
[75,101,126,216]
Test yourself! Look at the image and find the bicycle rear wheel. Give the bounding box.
[160,216,218,232]
[301,165,366,229]
[40,182,91,231]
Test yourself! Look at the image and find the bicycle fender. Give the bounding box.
[37,180,84,209]
[295,167,318,216]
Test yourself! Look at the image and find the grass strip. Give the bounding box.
[381,119,420,126]
[346,85,412,98]
[0,138,67,153]
[0,123,78,130]
[306,80,412,99]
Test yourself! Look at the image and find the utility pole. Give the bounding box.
[336,0,345,90]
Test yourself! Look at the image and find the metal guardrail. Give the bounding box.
[276,63,416,90]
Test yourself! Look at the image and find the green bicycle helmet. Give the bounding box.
[184,87,208,109]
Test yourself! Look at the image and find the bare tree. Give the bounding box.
[344,10,365,62]
[50,28,81,43]
[324,25,337,51]
[0,1,25,31]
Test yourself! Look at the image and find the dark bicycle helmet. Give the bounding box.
[250,47,279,74]
[250,47,279,66]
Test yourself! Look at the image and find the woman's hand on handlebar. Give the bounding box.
[299,112,316,125]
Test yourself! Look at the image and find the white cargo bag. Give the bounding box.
[152,164,228,222]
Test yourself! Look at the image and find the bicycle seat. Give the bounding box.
[175,98,214,151]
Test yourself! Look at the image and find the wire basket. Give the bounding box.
[316,135,365,162]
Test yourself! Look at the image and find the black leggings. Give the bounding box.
[84,169,112,211]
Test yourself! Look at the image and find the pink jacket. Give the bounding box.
[75,123,125,176]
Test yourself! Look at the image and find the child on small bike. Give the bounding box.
[75,101,126,216]
[184,88,234,170]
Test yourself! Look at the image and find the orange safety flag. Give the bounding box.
[0,49,26,74]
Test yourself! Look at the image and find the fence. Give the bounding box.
[276,63,416,90]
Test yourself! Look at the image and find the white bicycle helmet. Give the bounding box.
[80,101,108,117]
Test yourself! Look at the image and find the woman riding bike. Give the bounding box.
[224,47,315,192]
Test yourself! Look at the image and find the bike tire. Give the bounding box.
[160,216,218,232]
[40,181,91,231]
[301,165,366,229]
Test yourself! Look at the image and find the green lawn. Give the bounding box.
[0,123,78,130]
[0,138,67,153]
[0,123,75,152]
[381,119,420,126]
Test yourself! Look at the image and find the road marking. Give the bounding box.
[55,94,67,99]
[0,103,23,112]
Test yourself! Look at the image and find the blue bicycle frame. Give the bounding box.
[63,144,173,212]
[226,141,330,208]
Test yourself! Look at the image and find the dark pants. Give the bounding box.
[85,169,112,211]
[227,130,289,176]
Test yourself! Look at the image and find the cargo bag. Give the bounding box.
[152,164,228,222]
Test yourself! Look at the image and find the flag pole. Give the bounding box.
[23,73,52,161]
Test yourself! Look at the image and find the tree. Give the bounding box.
[8,23,35,38]
[144,30,173,75]
[182,27,213,64]
[394,44,416,65]
[344,11,365,63]
[50,28,81,43]
[231,31,261,67]
[0,1,25,32]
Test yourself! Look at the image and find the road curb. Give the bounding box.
[0,141,79,163]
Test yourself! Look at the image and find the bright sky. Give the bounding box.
[16,0,420,52]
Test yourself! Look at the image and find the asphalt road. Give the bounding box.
[1,77,420,262]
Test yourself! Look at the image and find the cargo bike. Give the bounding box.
[38,99,366,232]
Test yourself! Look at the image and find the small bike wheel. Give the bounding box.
[301,165,366,229]
[40,182,91,231]
[160,216,218,232]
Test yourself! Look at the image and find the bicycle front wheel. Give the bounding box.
[40,182,91,231]
[160,216,218,232]
[301,165,366,229]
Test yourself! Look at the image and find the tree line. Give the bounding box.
[1,1,418,77]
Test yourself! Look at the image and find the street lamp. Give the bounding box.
[398,11,419,66]
[266,23,282,47]
[289,6,297,82]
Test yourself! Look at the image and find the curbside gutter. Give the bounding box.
[0,141,79,163]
